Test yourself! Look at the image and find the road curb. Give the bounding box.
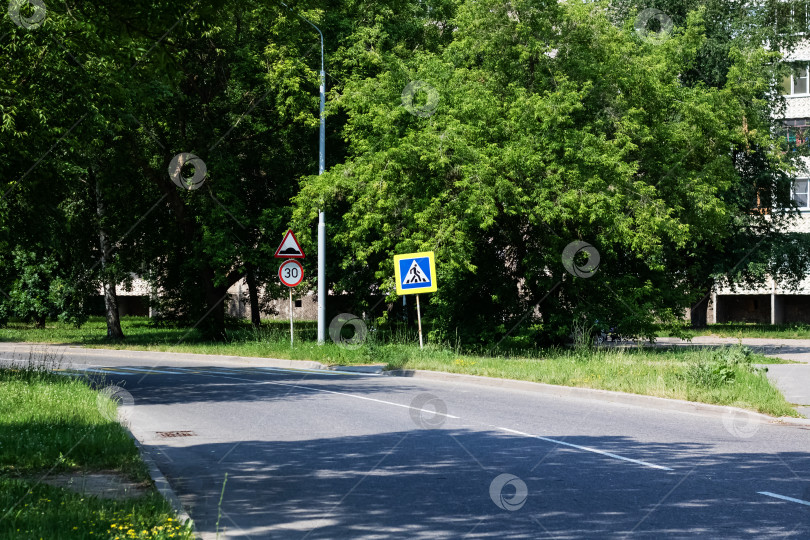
[327,364,385,374]
[0,342,328,371]
[384,369,810,426]
[3,342,807,424]
[122,426,196,534]
[0,342,390,374]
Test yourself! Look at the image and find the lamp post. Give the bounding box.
[282,3,327,343]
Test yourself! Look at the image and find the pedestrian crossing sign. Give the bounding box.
[394,251,437,295]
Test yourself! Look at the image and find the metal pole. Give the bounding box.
[317,54,326,345]
[318,211,325,343]
[319,68,325,175]
[416,294,423,349]
[289,289,294,347]
[281,3,326,344]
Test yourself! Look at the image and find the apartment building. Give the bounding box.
[710,39,810,324]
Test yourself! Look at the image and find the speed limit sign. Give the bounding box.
[278,260,304,287]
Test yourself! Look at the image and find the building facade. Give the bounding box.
[711,40,810,324]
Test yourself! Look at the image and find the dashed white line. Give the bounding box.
[56,364,673,472]
[214,374,462,420]
[497,427,674,471]
[208,373,671,471]
[758,491,810,506]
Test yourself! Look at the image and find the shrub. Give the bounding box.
[681,345,764,387]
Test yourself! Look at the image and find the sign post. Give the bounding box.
[393,251,437,350]
[278,259,304,346]
[415,294,423,348]
[276,230,305,347]
[289,289,294,347]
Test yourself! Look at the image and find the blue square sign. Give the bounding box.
[394,251,437,295]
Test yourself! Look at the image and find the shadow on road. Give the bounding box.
[149,428,810,538]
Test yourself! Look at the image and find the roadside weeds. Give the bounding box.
[0,351,193,539]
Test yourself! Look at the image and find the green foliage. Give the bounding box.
[1,317,797,416]
[294,0,809,345]
[0,360,192,539]
[681,344,764,387]
[683,355,737,387]
[6,248,57,326]
[3,0,810,345]
[1,249,90,328]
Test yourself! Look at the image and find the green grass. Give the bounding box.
[0,358,194,539]
[0,480,189,540]
[387,346,799,417]
[660,322,810,340]
[0,317,801,418]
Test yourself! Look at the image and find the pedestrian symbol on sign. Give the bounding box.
[394,252,437,295]
[393,251,437,349]
[403,260,429,284]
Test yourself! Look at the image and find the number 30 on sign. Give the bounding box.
[278,260,304,287]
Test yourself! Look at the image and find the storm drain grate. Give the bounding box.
[156,431,196,438]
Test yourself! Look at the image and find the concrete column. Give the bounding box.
[771,278,785,325]
[149,284,160,318]
[773,294,785,324]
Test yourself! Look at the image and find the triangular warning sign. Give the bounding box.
[402,260,429,284]
[274,230,305,258]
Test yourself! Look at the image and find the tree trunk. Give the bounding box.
[198,264,227,341]
[143,157,244,341]
[246,264,261,328]
[102,281,123,339]
[94,169,124,340]
[204,282,228,341]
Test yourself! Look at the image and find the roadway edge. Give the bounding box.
[2,342,807,425]
[122,426,196,534]
[383,368,810,426]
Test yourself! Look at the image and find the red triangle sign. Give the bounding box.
[274,230,305,258]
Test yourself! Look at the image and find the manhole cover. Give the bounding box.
[156,430,196,438]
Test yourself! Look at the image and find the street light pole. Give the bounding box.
[317,43,326,345]
[282,3,327,344]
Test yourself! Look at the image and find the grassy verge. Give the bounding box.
[0,317,801,418]
[389,346,799,417]
[659,322,810,340]
[0,357,193,539]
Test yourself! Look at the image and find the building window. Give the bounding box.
[781,118,810,146]
[773,2,810,35]
[294,299,302,308]
[792,178,809,209]
[782,65,810,95]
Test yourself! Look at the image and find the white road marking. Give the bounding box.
[497,427,674,471]
[213,373,461,420]
[758,491,810,506]
[53,363,672,472]
[209,373,671,471]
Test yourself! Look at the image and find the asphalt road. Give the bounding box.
[3,345,810,539]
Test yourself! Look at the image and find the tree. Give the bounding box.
[0,3,106,329]
[293,0,810,345]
